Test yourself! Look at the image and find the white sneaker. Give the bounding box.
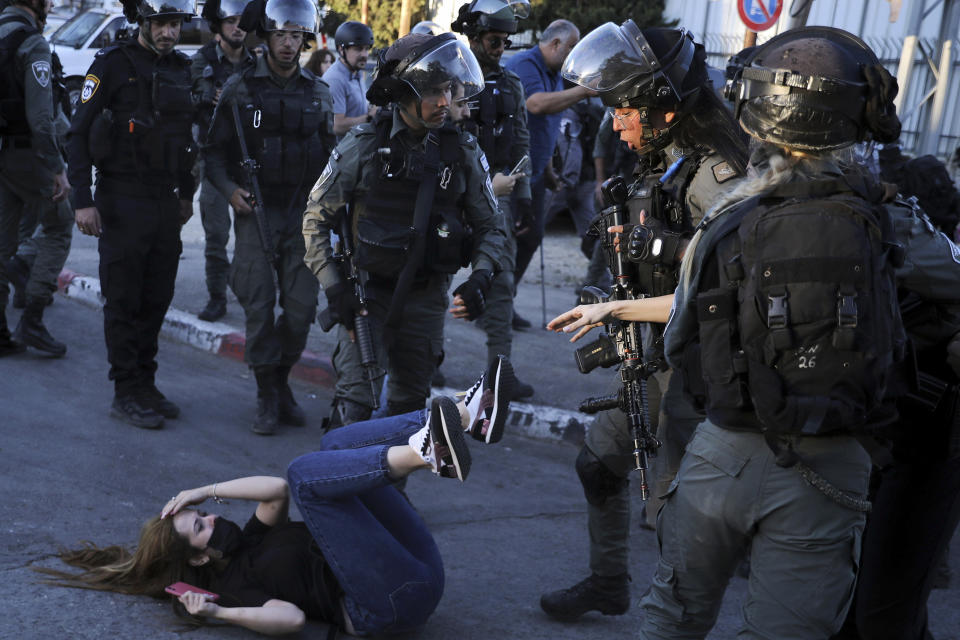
[409,397,472,481]
[461,356,515,444]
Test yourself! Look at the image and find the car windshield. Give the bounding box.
[51,11,107,48]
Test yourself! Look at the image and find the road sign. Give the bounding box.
[737,0,783,32]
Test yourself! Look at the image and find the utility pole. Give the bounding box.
[919,0,960,155]
[781,0,814,31]
[361,0,369,24]
[896,0,927,115]
[399,0,412,37]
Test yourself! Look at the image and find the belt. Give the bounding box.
[96,176,177,199]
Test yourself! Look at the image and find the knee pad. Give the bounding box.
[576,446,628,507]
[388,399,425,416]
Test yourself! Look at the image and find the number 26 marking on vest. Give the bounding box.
[798,355,817,369]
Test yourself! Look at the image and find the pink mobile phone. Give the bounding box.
[165,581,220,602]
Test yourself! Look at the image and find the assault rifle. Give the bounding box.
[574,175,661,500]
[230,101,278,275]
[317,215,382,410]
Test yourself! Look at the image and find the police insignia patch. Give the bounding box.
[309,162,336,201]
[80,74,100,103]
[31,61,50,88]
[711,161,737,183]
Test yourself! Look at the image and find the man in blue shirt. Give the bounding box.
[323,20,377,137]
[505,19,594,325]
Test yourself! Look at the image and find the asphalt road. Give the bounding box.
[1,213,958,639]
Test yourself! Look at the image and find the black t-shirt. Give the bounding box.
[208,513,342,623]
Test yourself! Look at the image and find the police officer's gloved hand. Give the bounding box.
[453,269,493,320]
[626,218,684,266]
[948,331,960,377]
[324,281,362,329]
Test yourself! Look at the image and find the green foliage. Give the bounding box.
[322,0,428,48]
[526,0,673,36]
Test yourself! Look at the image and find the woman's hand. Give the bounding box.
[162,487,211,519]
[179,591,220,617]
[547,302,617,342]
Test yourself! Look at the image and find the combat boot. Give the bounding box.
[14,297,66,357]
[5,255,29,309]
[0,308,26,357]
[252,366,279,435]
[197,295,227,322]
[540,573,631,621]
[276,365,305,426]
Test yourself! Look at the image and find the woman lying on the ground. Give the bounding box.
[37,357,516,636]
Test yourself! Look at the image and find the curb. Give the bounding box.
[57,269,592,445]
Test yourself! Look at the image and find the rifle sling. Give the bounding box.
[384,132,442,327]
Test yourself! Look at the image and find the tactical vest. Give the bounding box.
[0,15,38,138]
[467,74,518,172]
[91,44,195,180]
[680,177,906,437]
[199,41,239,89]
[354,114,469,277]
[236,73,330,190]
[624,154,700,297]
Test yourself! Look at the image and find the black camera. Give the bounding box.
[575,332,620,374]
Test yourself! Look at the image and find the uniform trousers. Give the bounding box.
[198,176,231,300]
[476,194,517,365]
[95,185,181,396]
[639,421,871,639]
[229,211,318,368]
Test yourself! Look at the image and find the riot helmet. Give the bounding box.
[410,20,444,36]
[238,0,320,37]
[724,27,901,151]
[367,32,484,128]
[334,20,373,49]
[562,22,705,154]
[122,0,196,22]
[451,0,529,37]
[202,0,251,33]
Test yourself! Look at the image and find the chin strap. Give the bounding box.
[399,101,443,131]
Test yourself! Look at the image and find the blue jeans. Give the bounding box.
[287,410,444,635]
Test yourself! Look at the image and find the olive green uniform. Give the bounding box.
[205,56,333,369]
[303,109,507,414]
[0,6,71,309]
[585,146,741,578]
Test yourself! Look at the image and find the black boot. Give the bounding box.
[276,365,306,426]
[197,295,227,322]
[540,573,631,621]
[252,366,279,435]
[6,255,29,309]
[0,308,25,357]
[14,297,66,357]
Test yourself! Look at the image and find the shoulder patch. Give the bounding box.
[478,149,490,174]
[711,160,737,184]
[80,74,100,103]
[31,60,50,88]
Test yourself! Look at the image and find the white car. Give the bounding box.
[49,10,209,112]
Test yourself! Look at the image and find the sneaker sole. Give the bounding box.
[484,357,516,444]
[435,397,471,481]
[110,408,164,430]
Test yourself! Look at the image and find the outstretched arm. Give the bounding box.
[548,295,675,342]
[179,592,305,635]
[161,476,289,526]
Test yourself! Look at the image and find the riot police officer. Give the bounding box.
[68,0,197,429]
[324,20,375,138]
[204,0,333,435]
[0,0,72,358]
[451,0,535,400]
[640,27,960,638]
[539,23,749,621]
[191,0,255,322]
[303,32,507,426]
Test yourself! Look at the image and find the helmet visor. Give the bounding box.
[401,38,484,100]
[506,0,530,19]
[263,0,319,32]
[218,0,250,18]
[142,0,196,17]
[561,21,659,92]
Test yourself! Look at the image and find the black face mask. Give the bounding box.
[207,517,244,557]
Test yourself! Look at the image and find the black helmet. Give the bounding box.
[334,20,373,50]
[122,0,196,22]
[202,0,251,32]
[451,0,529,37]
[367,32,484,107]
[238,0,320,36]
[410,20,444,36]
[724,26,901,151]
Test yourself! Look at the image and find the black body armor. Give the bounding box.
[0,15,38,139]
[466,74,517,172]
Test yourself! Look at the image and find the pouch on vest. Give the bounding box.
[426,207,471,274]
[355,215,414,276]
